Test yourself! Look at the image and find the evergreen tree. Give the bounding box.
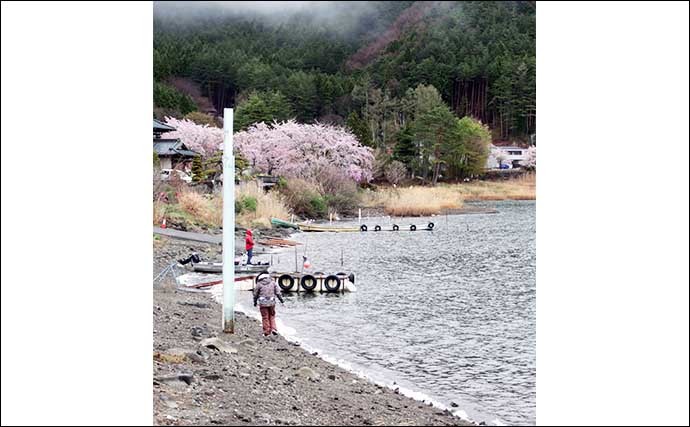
[412,104,457,184]
[235,91,293,130]
[392,124,417,174]
[283,71,318,123]
[191,156,204,182]
[153,82,197,115]
[346,112,373,147]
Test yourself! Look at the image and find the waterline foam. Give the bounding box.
[206,276,502,425]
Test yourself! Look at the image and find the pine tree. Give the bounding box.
[191,156,204,182]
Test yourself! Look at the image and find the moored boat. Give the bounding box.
[270,218,300,229]
[298,224,360,232]
[191,262,269,274]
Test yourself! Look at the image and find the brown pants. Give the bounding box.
[259,305,276,336]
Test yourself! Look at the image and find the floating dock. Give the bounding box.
[269,271,356,293]
[271,218,436,233]
[176,271,356,293]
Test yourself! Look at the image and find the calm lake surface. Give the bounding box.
[236,201,536,425]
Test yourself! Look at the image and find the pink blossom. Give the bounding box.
[164,117,223,157]
[522,145,536,168]
[234,120,374,183]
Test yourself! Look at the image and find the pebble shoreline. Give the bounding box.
[153,236,475,426]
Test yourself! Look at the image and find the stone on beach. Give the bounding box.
[238,338,257,347]
[200,337,238,354]
[295,366,319,380]
[154,373,194,385]
[163,347,209,364]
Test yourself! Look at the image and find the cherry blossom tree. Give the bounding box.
[234,120,374,183]
[489,146,507,168]
[164,117,224,157]
[521,145,536,169]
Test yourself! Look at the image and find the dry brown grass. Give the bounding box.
[456,173,536,201]
[153,184,291,229]
[365,186,464,217]
[178,189,223,227]
[236,183,291,228]
[153,200,167,226]
[361,173,535,216]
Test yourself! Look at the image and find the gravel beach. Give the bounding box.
[153,236,474,426]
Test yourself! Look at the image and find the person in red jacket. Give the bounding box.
[245,229,254,264]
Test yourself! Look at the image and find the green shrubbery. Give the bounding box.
[278,175,360,219]
[235,195,258,214]
[308,196,327,218]
[241,195,258,213]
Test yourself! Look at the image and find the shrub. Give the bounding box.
[309,196,327,218]
[279,178,325,219]
[313,166,361,215]
[240,195,258,213]
[384,160,407,185]
[324,192,359,216]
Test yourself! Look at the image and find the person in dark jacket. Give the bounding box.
[253,275,284,336]
[245,229,254,264]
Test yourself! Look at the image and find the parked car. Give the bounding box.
[160,169,192,183]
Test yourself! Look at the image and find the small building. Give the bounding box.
[153,119,198,171]
[486,142,530,169]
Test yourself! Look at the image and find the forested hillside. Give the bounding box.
[154,1,535,182]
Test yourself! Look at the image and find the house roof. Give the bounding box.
[493,140,529,148]
[154,139,198,157]
[153,119,176,133]
[173,149,199,157]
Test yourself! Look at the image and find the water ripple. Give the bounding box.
[237,201,535,425]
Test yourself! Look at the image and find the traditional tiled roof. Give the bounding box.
[153,119,176,133]
[153,139,197,157]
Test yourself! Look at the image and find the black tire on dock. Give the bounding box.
[300,274,317,292]
[278,274,295,292]
[374,225,381,231]
[323,275,341,292]
[360,224,368,232]
[392,224,399,231]
[410,224,417,231]
[428,222,435,230]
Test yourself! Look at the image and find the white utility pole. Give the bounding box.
[222,108,235,333]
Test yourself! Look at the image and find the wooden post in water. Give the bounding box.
[358,208,361,224]
[222,108,235,333]
[294,246,298,272]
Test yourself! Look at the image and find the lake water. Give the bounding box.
[235,201,536,425]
